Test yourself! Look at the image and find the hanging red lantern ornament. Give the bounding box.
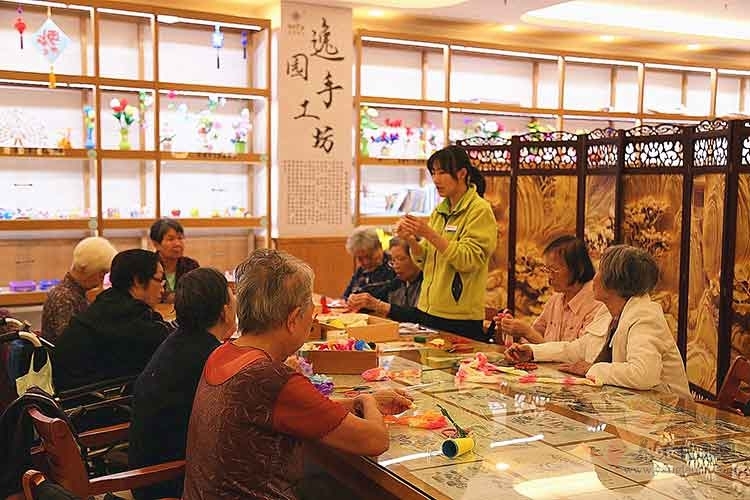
[14,6,26,49]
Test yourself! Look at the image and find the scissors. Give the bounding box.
[341,385,374,398]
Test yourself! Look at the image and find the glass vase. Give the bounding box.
[118,127,131,151]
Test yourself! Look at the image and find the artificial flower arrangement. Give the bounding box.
[110,98,137,150]
[196,95,226,152]
[359,106,379,156]
[230,108,251,153]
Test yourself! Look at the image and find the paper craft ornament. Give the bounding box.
[33,13,70,88]
[14,6,26,49]
[211,25,224,69]
[240,31,248,59]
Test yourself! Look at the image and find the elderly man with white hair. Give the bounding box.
[41,236,117,342]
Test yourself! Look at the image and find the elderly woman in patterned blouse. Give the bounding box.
[41,237,118,343]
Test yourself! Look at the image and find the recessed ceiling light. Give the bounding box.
[368,9,385,18]
[501,25,517,32]
[599,35,615,42]
[687,44,702,50]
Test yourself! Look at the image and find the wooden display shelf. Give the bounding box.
[641,112,712,122]
[449,101,560,117]
[562,109,641,120]
[100,218,155,230]
[98,77,157,90]
[0,69,96,88]
[359,157,427,167]
[0,290,47,308]
[0,219,92,231]
[170,217,264,229]
[0,148,91,159]
[158,82,269,99]
[100,150,158,160]
[158,152,265,164]
[359,96,445,110]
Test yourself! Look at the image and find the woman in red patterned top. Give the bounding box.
[183,249,413,500]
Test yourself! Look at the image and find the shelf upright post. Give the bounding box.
[92,6,103,236]
[265,23,272,247]
[353,32,363,226]
[152,10,161,220]
[557,56,565,131]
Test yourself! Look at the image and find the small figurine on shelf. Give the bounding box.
[189,207,200,217]
[110,98,137,150]
[231,108,251,154]
[425,121,439,155]
[160,122,176,152]
[14,6,25,49]
[56,128,71,149]
[171,209,181,217]
[197,111,217,152]
[359,106,378,156]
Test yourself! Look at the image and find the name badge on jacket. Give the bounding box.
[445,225,457,232]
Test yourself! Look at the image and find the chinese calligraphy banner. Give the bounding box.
[278,2,352,236]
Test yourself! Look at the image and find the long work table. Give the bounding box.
[307,335,750,500]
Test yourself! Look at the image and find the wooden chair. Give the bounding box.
[699,356,750,416]
[27,407,184,498]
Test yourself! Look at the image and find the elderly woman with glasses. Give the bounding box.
[53,249,170,392]
[505,245,691,400]
[342,226,396,301]
[499,236,604,344]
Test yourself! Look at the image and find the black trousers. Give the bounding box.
[388,305,489,342]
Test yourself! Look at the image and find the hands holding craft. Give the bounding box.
[351,388,414,416]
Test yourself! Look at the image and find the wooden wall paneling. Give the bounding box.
[274,237,352,298]
[183,235,252,273]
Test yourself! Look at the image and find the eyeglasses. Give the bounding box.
[151,275,166,287]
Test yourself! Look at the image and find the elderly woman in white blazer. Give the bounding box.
[506,245,691,401]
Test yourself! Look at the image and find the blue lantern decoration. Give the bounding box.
[241,31,248,60]
[211,25,224,69]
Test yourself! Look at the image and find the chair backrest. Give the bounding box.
[717,356,750,412]
[27,408,89,498]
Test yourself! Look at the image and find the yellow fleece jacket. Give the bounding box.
[414,185,497,320]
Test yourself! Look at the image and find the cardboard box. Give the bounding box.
[319,315,399,342]
[302,349,378,375]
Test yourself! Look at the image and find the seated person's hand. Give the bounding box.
[500,317,527,337]
[504,343,533,363]
[558,360,592,377]
[347,292,378,312]
[372,388,414,415]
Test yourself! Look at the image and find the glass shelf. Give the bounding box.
[99,88,156,151]
[157,18,264,88]
[98,10,154,81]
[0,156,95,221]
[359,165,437,217]
[101,159,155,220]
[160,161,263,220]
[564,62,639,114]
[0,83,93,150]
[359,105,443,160]
[158,90,263,156]
[0,2,93,76]
[361,44,444,101]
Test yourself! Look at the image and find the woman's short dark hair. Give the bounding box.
[543,236,595,285]
[175,268,229,332]
[599,245,659,298]
[427,145,486,197]
[109,249,159,291]
[149,218,185,244]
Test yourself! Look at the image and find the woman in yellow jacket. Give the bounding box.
[395,145,498,341]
